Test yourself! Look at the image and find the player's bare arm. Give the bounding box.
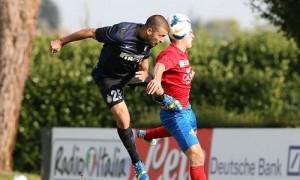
[135,58,149,82]
[50,28,96,53]
[146,63,165,94]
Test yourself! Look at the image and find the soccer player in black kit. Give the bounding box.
[50,15,181,180]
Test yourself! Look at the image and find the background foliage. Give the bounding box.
[250,0,300,46]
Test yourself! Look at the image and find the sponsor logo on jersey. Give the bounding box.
[120,52,144,62]
[179,59,189,67]
[183,67,193,84]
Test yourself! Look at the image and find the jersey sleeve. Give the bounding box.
[156,52,176,71]
[95,23,122,43]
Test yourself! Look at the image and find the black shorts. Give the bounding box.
[92,69,152,108]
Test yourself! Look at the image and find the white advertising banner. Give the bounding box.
[209,129,300,180]
[49,128,131,180]
[46,127,300,180]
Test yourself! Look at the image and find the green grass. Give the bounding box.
[0,171,40,180]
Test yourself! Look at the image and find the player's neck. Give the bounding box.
[173,41,187,52]
[137,26,147,42]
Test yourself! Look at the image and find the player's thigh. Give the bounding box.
[93,77,131,128]
[160,109,199,152]
[95,77,125,108]
[189,107,198,131]
[99,86,130,128]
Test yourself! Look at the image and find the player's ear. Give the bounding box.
[146,27,153,36]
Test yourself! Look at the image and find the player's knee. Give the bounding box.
[186,145,205,166]
[111,103,130,128]
[191,150,205,165]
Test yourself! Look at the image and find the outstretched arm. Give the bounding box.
[50,28,96,53]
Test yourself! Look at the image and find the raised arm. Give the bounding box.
[50,28,96,53]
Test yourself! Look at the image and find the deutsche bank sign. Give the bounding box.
[209,129,300,180]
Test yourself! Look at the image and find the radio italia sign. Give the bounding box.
[49,128,131,180]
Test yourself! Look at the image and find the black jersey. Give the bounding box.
[93,22,151,80]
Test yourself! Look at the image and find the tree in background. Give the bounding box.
[39,0,60,30]
[0,0,40,171]
[250,0,300,46]
[205,19,241,41]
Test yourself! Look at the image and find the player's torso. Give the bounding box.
[161,46,193,107]
[97,23,151,79]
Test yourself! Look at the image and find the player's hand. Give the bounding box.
[146,79,161,95]
[191,70,195,80]
[135,71,148,82]
[50,39,62,53]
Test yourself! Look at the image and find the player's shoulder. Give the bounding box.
[114,22,141,31]
[111,22,141,39]
[158,44,178,58]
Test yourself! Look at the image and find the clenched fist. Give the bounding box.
[50,39,63,53]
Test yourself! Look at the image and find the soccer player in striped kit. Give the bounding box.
[50,14,181,180]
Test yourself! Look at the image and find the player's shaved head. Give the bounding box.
[145,15,169,32]
[138,15,169,47]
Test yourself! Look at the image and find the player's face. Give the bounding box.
[147,27,168,47]
[183,31,194,49]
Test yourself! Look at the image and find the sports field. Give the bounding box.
[0,172,39,180]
